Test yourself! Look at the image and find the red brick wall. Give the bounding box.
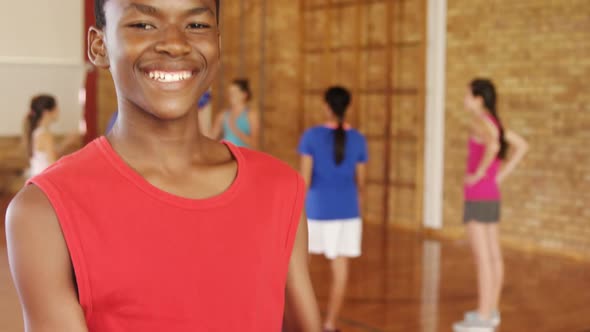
[218,0,427,227]
[86,0,590,258]
[444,0,590,257]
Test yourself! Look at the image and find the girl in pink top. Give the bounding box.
[454,79,529,332]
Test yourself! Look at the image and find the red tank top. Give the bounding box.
[29,137,305,332]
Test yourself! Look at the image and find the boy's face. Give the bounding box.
[89,0,220,120]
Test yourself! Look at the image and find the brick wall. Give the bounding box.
[444,0,590,257]
[217,0,302,166]
[1,1,585,257]
[219,0,427,227]
[0,137,26,194]
[86,0,588,258]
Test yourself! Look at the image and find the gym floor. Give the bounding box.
[1,196,589,332]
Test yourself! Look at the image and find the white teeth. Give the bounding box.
[147,71,192,83]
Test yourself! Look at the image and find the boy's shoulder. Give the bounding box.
[238,147,302,184]
[33,138,105,184]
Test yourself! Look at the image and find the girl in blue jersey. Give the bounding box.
[210,78,260,148]
[298,86,368,332]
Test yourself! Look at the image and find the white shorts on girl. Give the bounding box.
[307,218,362,260]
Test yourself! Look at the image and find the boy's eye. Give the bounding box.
[129,23,156,30]
[187,23,211,30]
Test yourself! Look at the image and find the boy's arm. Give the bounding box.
[283,211,321,332]
[6,185,88,332]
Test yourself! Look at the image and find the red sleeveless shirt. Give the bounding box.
[29,137,305,332]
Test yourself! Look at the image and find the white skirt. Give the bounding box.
[308,218,362,260]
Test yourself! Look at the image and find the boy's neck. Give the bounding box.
[107,106,210,170]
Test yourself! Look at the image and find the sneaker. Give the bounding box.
[464,310,501,327]
[453,316,496,332]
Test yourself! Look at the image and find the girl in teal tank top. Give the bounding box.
[223,109,251,147]
[210,79,260,148]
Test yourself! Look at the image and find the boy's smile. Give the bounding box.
[139,61,201,91]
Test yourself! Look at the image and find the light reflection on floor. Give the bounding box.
[309,225,590,332]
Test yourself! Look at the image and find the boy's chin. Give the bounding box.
[142,100,199,121]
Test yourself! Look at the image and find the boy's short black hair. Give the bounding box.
[95,0,220,29]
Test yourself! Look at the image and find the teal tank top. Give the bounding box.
[223,110,251,147]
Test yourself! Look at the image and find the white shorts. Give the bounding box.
[308,218,362,260]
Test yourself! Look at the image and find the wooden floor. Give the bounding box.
[1,196,589,332]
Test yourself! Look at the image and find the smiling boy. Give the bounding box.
[6,1,321,331]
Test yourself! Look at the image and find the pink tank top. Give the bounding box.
[465,116,501,201]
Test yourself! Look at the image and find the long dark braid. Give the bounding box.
[325,87,351,165]
[470,79,508,159]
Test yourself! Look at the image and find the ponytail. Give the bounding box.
[497,121,508,160]
[325,86,351,165]
[470,79,509,160]
[334,117,346,164]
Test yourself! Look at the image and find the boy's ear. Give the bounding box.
[88,27,110,69]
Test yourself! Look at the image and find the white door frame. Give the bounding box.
[423,0,447,229]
